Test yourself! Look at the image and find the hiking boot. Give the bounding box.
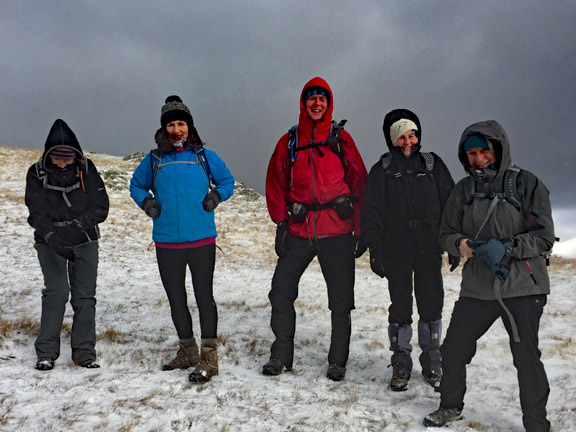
[76,360,100,369]
[189,347,218,384]
[35,359,55,371]
[262,358,292,376]
[161,342,199,371]
[389,363,411,392]
[326,364,346,381]
[423,369,441,392]
[423,407,463,427]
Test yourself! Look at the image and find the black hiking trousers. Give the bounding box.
[156,243,217,341]
[268,233,355,368]
[440,295,550,432]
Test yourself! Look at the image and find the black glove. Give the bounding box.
[275,221,289,258]
[45,232,75,261]
[354,236,367,258]
[202,190,221,212]
[448,255,460,272]
[143,197,161,219]
[468,239,514,280]
[369,248,386,278]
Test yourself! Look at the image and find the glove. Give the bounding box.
[369,248,386,278]
[468,239,514,280]
[45,232,75,261]
[202,190,221,212]
[143,198,161,218]
[275,221,289,258]
[354,236,367,258]
[448,255,460,272]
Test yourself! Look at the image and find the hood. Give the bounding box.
[382,108,422,152]
[42,119,83,161]
[458,120,511,178]
[298,77,334,139]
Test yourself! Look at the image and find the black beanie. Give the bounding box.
[160,95,194,128]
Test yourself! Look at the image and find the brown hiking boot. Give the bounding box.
[189,346,219,383]
[161,342,199,371]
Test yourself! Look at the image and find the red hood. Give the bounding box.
[298,77,334,142]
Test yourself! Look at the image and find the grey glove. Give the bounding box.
[143,198,161,219]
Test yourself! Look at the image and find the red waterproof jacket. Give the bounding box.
[266,77,367,239]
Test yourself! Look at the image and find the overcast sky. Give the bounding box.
[2,0,575,208]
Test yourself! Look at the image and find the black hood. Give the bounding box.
[382,108,422,151]
[42,119,83,161]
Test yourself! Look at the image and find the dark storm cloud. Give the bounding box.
[2,0,575,210]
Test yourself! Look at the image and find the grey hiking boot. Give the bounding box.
[423,369,442,392]
[189,346,219,383]
[262,358,292,376]
[162,342,199,371]
[389,363,411,392]
[35,358,55,371]
[423,407,463,427]
[326,364,346,381]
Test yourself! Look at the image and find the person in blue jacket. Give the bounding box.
[130,95,234,383]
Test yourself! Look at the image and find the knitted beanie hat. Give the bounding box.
[49,146,76,159]
[161,95,194,128]
[390,119,418,145]
[463,134,493,153]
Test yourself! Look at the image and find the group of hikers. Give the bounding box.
[25,77,555,431]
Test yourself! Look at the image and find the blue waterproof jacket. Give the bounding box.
[130,146,234,243]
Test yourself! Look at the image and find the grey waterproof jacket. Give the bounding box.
[439,120,555,300]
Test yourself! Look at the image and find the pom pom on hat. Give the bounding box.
[161,95,194,127]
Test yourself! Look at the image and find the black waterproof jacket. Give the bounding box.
[362,109,455,256]
[25,119,109,246]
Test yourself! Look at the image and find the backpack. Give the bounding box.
[34,156,88,208]
[287,119,347,182]
[381,151,435,174]
[150,144,213,193]
[464,164,522,211]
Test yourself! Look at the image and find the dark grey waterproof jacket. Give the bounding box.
[439,120,555,300]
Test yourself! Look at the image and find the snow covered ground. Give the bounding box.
[1,145,575,431]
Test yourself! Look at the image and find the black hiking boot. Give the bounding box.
[262,358,291,376]
[389,363,411,392]
[423,369,441,392]
[423,407,463,427]
[35,359,55,371]
[76,360,100,369]
[326,364,346,381]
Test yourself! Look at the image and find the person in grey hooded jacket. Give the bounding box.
[424,120,555,431]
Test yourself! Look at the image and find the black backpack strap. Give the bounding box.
[504,165,522,210]
[150,149,162,193]
[420,152,435,172]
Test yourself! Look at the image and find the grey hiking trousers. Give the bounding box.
[34,241,99,363]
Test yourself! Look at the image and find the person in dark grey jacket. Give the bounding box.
[362,109,455,392]
[25,119,109,371]
[424,120,555,431]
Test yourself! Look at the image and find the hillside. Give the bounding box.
[0,145,575,431]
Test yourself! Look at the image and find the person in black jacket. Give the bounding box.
[361,109,456,391]
[25,119,109,371]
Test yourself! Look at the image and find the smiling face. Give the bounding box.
[165,120,189,143]
[305,95,328,121]
[395,130,419,157]
[466,147,496,169]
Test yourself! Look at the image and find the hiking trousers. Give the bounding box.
[34,241,99,363]
[156,244,217,341]
[268,233,355,368]
[440,295,550,432]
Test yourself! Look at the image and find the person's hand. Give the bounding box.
[143,198,161,218]
[468,239,514,280]
[448,255,460,272]
[369,248,386,278]
[202,190,221,212]
[45,232,75,261]
[275,221,289,258]
[458,238,474,258]
[353,236,367,258]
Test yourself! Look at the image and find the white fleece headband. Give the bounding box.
[390,119,418,145]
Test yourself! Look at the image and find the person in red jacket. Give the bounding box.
[263,77,368,381]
